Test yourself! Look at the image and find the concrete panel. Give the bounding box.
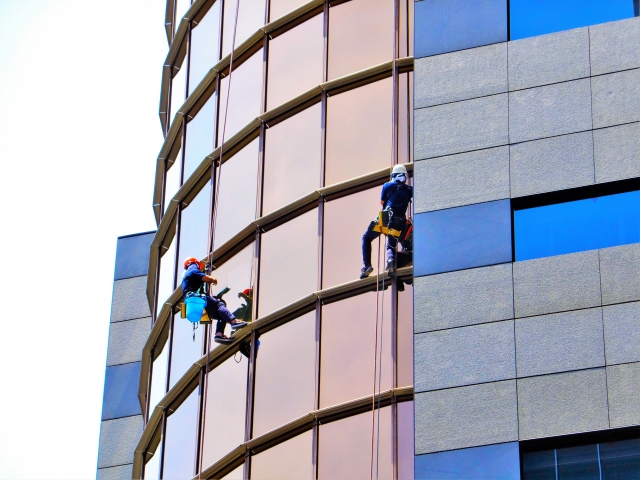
[590,17,640,76]
[97,416,143,469]
[517,369,609,440]
[509,131,595,198]
[415,43,507,108]
[592,68,640,129]
[415,380,518,454]
[97,464,132,480]
[508,28,590,91]
[603,302,640,366]
[607,362,640,428]
[107,317,151,366]
[599,243,640,305]
[414,94,508,160]
[509,78,592,144]
[593,122,640,183]
[414,146,510,213]
[415,320,515,392]
[110,276,152,323]
[513,250,601,318]
[515,308,605,378]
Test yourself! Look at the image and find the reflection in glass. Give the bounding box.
[184,94,216,181]
[178,181,212,266]
[398,401,414,480]
[328,0,394,80]
[325,78,393,186]
[397,283,413,388]
[144,448,160,480]
[201,355,248,470]
[258,208,319,317]
[214,138,259,249]
[318,407,392,480]
[600,438,640,479]
[398,0,414,58]
[148,340,169,417]
[157,238,177,314]
[162,388,199,480]
[221,464,244,479]
[251,430,313,479]
[189,2,221,95]
[218,49,263,144]
[398,72,413,166]
[253,311,316,437]
[320,291,392,408]
[170,66,187,125]
[267,14,324,110]
[269,0,307,21]
[169,313,204,389]
[263,104,322,215]
[323,186,384,289]
[557,445,600,480]
[221,0,266,58]
[175,0,192,32]
[165,154,182,210]
[522,449,556,480]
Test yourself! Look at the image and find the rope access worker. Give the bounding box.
[182,257,248,344]
[360,164,413,279]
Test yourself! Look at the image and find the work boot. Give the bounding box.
[230,319,247,330]
[214,334,234,345]
[386,258,396,273]
[360,266,374,279]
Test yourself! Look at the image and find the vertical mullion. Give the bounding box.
[158,411,168,480]
[193,369,205,475]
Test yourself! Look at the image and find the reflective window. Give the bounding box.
[416,442,521,480]
[398,401,414,480]
[201,355,248,470]
[253,311,316,437]
[251,430,313,479]
[148,340,169,416]
[269,0,307,22]
[398,72,412,166]
[221,464,244,479]
[511,0,638,40]
[144,448,161,480]
[169,313,204,389]
[601,438,640,479]
[322,186,385,289]
[318,407,392,479]
[320,291,392,408]
[162,388,199,480]
[221,0,266,58]
[397,283,413,388]
[189,2,221,95]
[178,181,212,266]
[217,49,263,144]
[414,0,507,59]
[263,103,322,215]
[170,66,187,124]
[184,94,216,181]
[267,14,324,110]
[165,154,182,210]
[325,78,393,186]
[209,243,256,323]
[328,0,394,80]
[398,0,414,58]
[175,0,192,32]
[514,190,640,262]
[157,238,177,314]
[214,138,259,249]
[101,362,142,420]
[258,208,319,317]
[414,199,512,277]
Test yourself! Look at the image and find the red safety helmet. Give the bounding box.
[183,257,203,270]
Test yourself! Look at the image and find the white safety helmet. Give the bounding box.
[391,164,408,182]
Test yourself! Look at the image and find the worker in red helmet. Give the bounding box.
[182,257,247,344]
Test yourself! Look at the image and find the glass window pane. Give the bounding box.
[169,312,204,389]
[514,190,640,262]
[510,0,637,40]
[165,154,182,210]
[399,0,414,58]
[101,363,142,420]
[269,0,307,22]
[600,438,640,480]
[201,355,248,470]
[318,407,392,480]
[398,72,412,166]
[189,2,221,95]
[253,311,316,437]
[263,103,322,215]
[162,388,199,480]
[149,340,169,416]
[267,14,324,110]
[214,138,259,249]
[170,66,187,125]
[251,430,313,479]
[398,401,414,480]
[397,283,413,388]
[325,78,393,186]
[320,291,392,408]
[184,94,216,181]
[221,464,244,479]
[221,0,266,58]
[557,445,600,480]
[414,0,507,59]
[175,0,192,30]
[178,181,212,266]
[258,208,319,317]
[144,448,161,480]
[218,49,263,144]
[322,186,385,289]
[522,449,556,480]
[328,0,394,80]
[157,238,177,314]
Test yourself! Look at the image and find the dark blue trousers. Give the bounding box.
[205,296,236,335]
[362,228,397,268]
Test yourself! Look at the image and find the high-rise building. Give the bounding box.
[97,0,639,478]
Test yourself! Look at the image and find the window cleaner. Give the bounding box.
[211,286,253,322]
[360,164,414,279]
[181,257,248,344]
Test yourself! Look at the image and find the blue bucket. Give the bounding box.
[185,296,206,323]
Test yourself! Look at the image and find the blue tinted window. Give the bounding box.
[415,442,521,480]
[510,0,638,40]
[415,0,507,59]
[514,190,640,261]
[101,362,142,420]
[114,232,155,280]
[414,199,512,276]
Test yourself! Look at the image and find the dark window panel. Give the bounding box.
[325,78,393,186]
[157,238,177,314]
[148,340,169,416]
[250,430,313,479]
[269,0,307,22]
[398,401,415,480]
[414,199,512,276]
[165,154,182,208]
[184,94,216,181]
[169,313,204,389]
[114,232,155,280]
[170,66,187,125]
[414,0,507,59]
[221,0,265,59]
[556,444,600,480]
[189,2,221,95]
[178,181,213,266]
[101,362,143,420]
[600,438,640,479]
[263,103,322,216]
[397,283,413,388]
[162,388,199,480]
[252,311,316,438]
[514,190,640,261]
[522,449,556,480]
